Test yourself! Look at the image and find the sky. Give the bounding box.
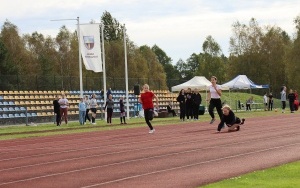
[1,0,300,63]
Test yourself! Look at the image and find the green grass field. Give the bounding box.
[202,161,300,188]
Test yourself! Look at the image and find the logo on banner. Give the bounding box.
[83,36,94,50]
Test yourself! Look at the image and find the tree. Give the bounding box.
[199,36,225,82]
[101,11,123,41]
[286,15,300,91]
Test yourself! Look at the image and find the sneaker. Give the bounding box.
[149,129,155,134]
[240,118,245,125]
[210,118,215,124]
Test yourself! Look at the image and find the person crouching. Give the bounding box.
[217,105,245,133]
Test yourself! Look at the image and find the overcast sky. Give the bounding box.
[1,0,300,63]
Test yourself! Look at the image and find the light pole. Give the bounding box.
[51,17,83,96]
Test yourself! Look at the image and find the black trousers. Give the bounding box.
[179,104,186,120]
[208,98,222,120]
[85,109,91,122]
[193,103,200,120]
[144,108,154,130]
[55,112,60,126]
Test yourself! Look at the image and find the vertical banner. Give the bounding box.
[79,24,102,72]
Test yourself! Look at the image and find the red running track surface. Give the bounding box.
[0,114,300,188]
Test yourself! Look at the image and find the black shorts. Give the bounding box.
[91,108,97,113]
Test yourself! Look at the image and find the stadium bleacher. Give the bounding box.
[0,89,179,125]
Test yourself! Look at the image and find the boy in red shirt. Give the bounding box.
[139,84,159,133]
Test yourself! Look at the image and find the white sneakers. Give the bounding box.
[149,129,155,134]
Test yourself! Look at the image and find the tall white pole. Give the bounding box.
[101,24,107,120]
[77,17,83,98]
[123,25,130,119]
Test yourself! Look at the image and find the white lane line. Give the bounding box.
[2,130,299,172]
[1,139,300,186]
[81,142,300,188]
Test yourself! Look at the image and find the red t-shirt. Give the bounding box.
[140,91,154,109]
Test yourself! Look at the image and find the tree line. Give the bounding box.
[0,11,300,95]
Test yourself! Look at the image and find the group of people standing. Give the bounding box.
[280,86,299,113]
[176,88,202,121]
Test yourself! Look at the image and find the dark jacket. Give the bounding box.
[177,94,186,107]
[53,99,60,114]
[217,110,240,131]
[192,93,202,105]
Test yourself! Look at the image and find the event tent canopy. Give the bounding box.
[171,76,211,91]
[221,75,269,90]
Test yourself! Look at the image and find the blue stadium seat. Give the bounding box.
[8,114,14,118]
[9,101,15,105]
[20,107,26,111]
[3,101,9,105]
[3,107,9,112]
[2,114,8,118]
[9,107,15,111]
[15,113,21,118]
[15,107,21,111]
[20,113,26,117]
[31,113,37,116]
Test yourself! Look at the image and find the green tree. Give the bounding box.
[199,35,225,83]
[286,16,300,92]
[101,11,123,41]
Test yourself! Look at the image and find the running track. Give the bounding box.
[0,114,300,188]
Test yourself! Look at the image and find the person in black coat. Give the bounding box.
[53,95,61,126]
[185,88,193,120]
[192,89,202,120]
[217,105,245,132]
[287,89,296,113]
[177,89,186,121]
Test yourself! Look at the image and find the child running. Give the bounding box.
[217,105,245,133]
[139,84,159,134]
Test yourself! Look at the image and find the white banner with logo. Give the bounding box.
[79,24,102,72]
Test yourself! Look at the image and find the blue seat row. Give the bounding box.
[0,113,37,118]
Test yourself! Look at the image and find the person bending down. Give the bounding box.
[217,105,245,132]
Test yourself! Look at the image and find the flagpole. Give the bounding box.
[101,23,107,121]
[77,17,83,98]
[123,25,130,119]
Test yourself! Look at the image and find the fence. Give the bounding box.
[0,75,185,92]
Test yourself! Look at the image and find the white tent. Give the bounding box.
[221,75,269,90]
[171,76,211,92]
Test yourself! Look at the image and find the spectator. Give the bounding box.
[78,97,86,125]
[177,89,186,121]
[192,89,202,120]
[84,95,91,124]
[280,87,287,113]
[119,96,127,124]
[246,96,254,111]
[263,93,268,111]
[288,89,295,113]
[104,94,114,125]
[268,92,274,111]
[185,88,193,121]
[58,93,69,125]
[167,101,177,117]
[53,95,61,126]
[90,93,98,124]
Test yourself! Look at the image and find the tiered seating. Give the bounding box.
[0,89,180,124]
